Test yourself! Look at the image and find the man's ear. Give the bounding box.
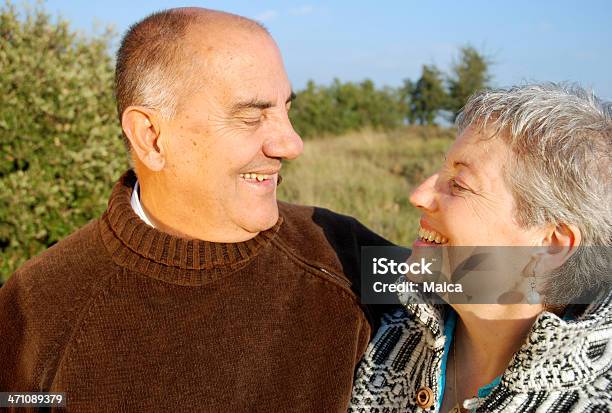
[121,106,165,171]
[536,223,582,274]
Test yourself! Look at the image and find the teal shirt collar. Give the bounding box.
[437,310,501,410]
[438,307,577,410]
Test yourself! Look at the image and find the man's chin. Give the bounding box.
[238,204,280,234]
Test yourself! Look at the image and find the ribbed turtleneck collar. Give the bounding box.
[99,170,283,285]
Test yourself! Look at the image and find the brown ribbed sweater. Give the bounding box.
[0,170,393,412]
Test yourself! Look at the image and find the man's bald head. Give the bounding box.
[114,8,268,140]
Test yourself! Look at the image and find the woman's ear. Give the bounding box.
[536,223,582,274]
[121,106,165,171]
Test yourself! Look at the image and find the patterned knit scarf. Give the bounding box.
[349,291,612,412]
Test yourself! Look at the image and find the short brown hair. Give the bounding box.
[114,8,268,140]
[115,10,198,124]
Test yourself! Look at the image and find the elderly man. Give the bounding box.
[0,8,392,412]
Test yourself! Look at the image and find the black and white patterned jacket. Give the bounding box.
[349,292,612,412]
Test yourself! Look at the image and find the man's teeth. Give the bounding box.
[418,227,448,244]
[239,173,272,182]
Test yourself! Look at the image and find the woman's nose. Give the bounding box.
[409,173,439,212]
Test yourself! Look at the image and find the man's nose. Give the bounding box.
[263,112,304,160]
[409,173,439,212]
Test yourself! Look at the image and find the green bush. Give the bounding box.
[289,79,405,139]
[0,2,128,281]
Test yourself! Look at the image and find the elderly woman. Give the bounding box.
[350,84,611,412]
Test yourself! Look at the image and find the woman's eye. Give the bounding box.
[450,179,467,192]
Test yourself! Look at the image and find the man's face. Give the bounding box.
[161,28,303,240]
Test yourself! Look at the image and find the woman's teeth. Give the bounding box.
[418,227,448,244]
[240,173,272,182]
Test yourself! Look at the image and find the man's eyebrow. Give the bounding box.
[229,99,272,114]
[230,91,296,115]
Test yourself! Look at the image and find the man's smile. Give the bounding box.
[239,172,275,182]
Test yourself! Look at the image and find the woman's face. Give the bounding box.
[408,125,553,310]
[410,125,544,248]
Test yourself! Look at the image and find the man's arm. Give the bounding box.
[311,207,401,335]
[0,273,41,390]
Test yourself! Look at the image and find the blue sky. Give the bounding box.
[41,1,612,99]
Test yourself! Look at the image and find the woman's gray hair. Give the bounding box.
[456,83,611,304]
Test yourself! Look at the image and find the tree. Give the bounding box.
[0,2,127,281]
[289,78,403,139]
[289,80,332,138]
[399,78,416,125]
[411,65,447,125]
[447,46,491,120]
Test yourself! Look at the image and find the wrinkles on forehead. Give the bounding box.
[184,19,270,72]
[170,22,272,114]
[157,9,290,133]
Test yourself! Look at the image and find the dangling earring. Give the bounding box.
[526,260,541,304]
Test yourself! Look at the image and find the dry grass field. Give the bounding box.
[277,126,455,246]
